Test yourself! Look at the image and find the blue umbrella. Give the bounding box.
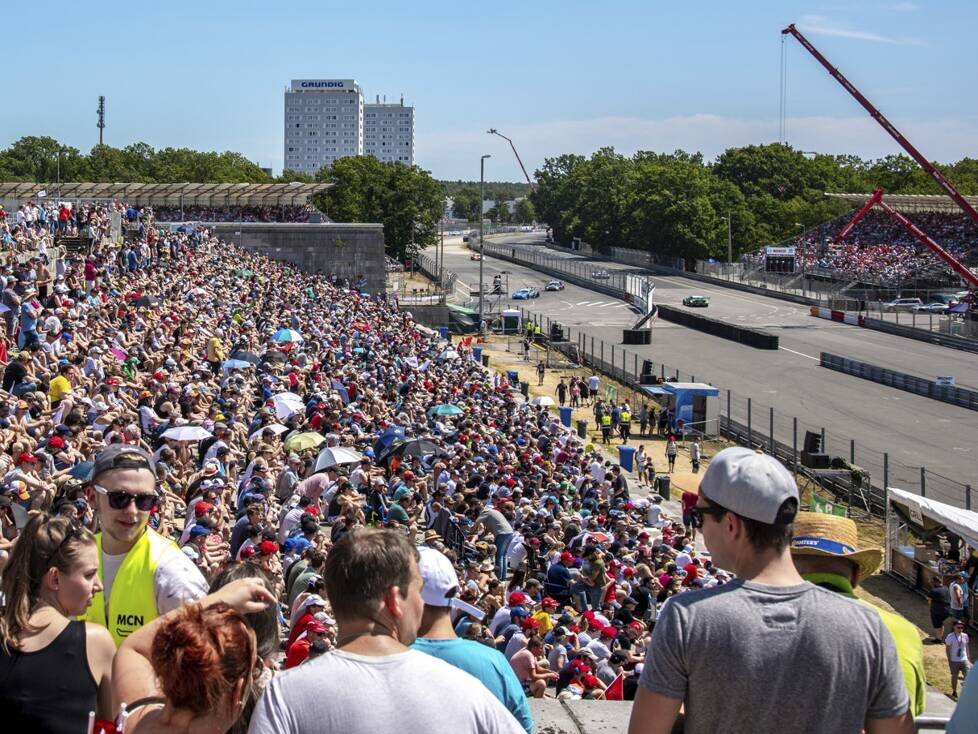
[69,461,95,481]
[272,328,303,343]
[374,426,406,454]
[427,404,464,417]
[331,380,350,405]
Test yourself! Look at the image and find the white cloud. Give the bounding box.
[797,14,924,45]
[417,113,978,180]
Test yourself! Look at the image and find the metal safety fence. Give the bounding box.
[517,306,976,514]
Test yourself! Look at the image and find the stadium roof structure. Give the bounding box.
[0,182,331,207]
[825,192,978,214]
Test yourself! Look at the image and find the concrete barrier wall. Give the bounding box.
[656,304,779,349]
[210,223,386,294]
[820,352,978,411]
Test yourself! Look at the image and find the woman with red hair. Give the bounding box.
[112,577,275,734]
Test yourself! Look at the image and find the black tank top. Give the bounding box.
[0,620,98,734]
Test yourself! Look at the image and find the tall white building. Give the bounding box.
[363,96,415,165]
[283,79,364,175]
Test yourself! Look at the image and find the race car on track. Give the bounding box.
[545,280,565,291]
[511,288,540,300]
[591,269,611,279]
[682,294,709,307]
[470,252,482,260]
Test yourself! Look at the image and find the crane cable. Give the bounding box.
[779,34,788,145]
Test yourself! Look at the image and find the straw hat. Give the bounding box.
[790,512,883,580]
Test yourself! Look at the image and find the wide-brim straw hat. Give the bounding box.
[790,512,883,580]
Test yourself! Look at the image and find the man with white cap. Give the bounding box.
[412,547,534,733]
[629,447,912,734]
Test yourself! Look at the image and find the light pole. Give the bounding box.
[478,154,491,323]
[721,212,733,263]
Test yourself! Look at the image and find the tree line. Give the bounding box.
[0,136,452,260]
[529,144,978,261]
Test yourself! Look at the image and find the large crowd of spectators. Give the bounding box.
[151,205,317,223]
[743,210,978,285]
[0,201,970,733]
[1,200,114,254]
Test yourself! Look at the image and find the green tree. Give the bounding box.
[514,198,535,224]
[450,187,481,220]
[277,169,316,183]
[487,200,510,224]
[314,156,443,260]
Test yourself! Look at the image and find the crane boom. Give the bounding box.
[834,188,884,244]
[782,24,978,228]
[875,199,978,287]
[831,187,978,287]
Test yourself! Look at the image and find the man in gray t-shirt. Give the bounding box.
[629,447,912,734]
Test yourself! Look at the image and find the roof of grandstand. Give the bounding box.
[825,192,978,214]
[0,181,331,206]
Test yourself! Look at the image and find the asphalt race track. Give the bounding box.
[442,233,978,506]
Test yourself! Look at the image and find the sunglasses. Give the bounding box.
[94,484,158,511]
[689,503,728,529]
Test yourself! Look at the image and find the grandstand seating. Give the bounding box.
[745,210,978,286]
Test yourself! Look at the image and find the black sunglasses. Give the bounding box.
[689,502,728,529]
[94,484,158,511]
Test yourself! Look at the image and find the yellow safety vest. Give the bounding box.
[601,414,612,426]
[83,528,177,646]
[620,411,631,423]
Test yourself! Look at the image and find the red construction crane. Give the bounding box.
[832,188,978,287]
[783,24,978,225]
[833,188,884,244]
[783,23,978,287]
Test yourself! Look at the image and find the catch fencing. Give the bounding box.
[517,306,975,515]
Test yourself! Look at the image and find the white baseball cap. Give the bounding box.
[698,447,799,525]
[417,546,460,608]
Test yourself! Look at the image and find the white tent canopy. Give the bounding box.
[887,486,978,550]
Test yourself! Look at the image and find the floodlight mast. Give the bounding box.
[487,128,535,191]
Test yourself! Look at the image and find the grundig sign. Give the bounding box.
[295,80,351,89]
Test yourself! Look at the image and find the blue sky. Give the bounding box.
[4,1,975,181]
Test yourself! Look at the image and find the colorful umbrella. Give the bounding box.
[272,328,304,343]
[284,431,327,452]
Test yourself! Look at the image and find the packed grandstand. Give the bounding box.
[744,209,978,286]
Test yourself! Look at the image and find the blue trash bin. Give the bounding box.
[507,370,519,387]
[559,406,573,427]
[438,326,449,340]
[472,347,483,363]
[618,445,637,472]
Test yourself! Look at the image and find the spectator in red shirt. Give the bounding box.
[284,620,330,669]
